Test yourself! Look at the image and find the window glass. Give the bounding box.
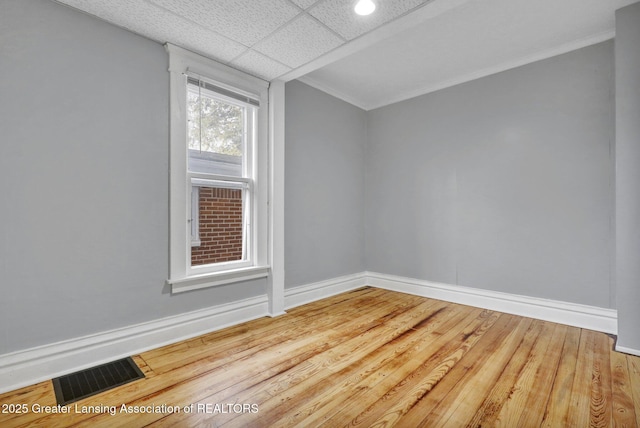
[190,181,247,267]
[187,85,245,177]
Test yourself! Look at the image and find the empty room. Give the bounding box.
[1,0,639,426]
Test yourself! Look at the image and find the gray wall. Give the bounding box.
[615,3,640,350]
[365,41,615,308]
[0,0,625,356]
[285,80,366,288]
[0,0,265,354]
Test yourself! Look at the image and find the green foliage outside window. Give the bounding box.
[187,92,244,157]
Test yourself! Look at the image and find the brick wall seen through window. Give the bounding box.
[191,187,244,266]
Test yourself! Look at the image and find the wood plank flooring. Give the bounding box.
[1,287,639,427]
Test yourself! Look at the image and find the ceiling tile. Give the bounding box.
[56,0,246,62]
[310,0,428,40]
[289,0,322,9]
[148,0,301,46]
[254,15,345,68]
[230,50,292,81]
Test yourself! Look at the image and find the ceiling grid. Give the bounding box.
[53,0,432,81]
[52,0,639,109]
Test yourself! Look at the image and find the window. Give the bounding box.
[166,44,270,293]
[187,77,253,270]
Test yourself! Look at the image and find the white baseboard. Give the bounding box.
[284,272,368,310]
[0,295,269,395]
[615,345,640,357]
[365,271,618,334]
[0,270,621,395]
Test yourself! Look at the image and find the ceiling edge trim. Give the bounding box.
[297,76,369,110]
[364,29,616,111]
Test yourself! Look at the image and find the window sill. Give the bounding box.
[167,266,270,294]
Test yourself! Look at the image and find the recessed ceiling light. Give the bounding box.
[354,0,376,16]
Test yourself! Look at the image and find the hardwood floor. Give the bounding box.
[1,287,639,427]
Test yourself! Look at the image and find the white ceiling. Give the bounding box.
[53,0,638,110]
[302,0,639,109]
[52,0,436,81]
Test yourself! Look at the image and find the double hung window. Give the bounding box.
[166,45,270,293]
[187,76,254,270]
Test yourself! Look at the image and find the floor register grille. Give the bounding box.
[52,357,145,405]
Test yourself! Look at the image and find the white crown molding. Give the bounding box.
[297,76,369,110]
[284,272,368,310]
[364,29,615,110]
[298,28,614,111]
[0,295,269,395]
[365,271,618,334]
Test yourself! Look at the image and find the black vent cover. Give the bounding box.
[52,357,145,405]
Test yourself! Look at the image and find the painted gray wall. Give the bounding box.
[285,80,366,288]
[0,0,265,354]
[0,0,624,356]
[615,2,640,351]
[365,41,615,308]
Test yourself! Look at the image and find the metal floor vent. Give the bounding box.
[52,357,145,405]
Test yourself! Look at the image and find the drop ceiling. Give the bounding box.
[53,0,638,110]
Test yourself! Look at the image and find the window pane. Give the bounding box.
[190,182,246,267]
[187,87,245,177]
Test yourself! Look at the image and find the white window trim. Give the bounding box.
[267,80,286,316]
[165,44,271,294]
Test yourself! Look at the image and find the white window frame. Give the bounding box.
[166,44,270,293]
[186,81,254,274]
